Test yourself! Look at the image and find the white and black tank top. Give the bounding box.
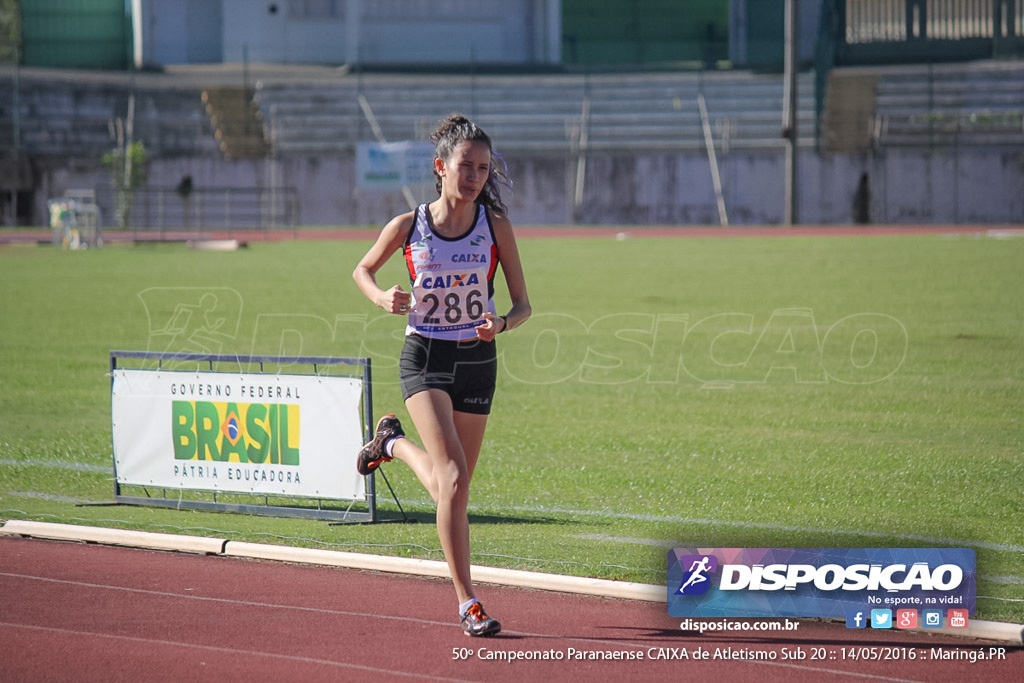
[403,203,498,340]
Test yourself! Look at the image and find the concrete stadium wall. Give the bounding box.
[511,149,1022,225]
[10,62,1023,229]
[29,147,1024,228]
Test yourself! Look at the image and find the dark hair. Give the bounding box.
[430,113,510,215]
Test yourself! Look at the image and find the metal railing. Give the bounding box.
[844,0,1023,43]
[94,186,300,238]
[832,0,1024,63]
[873,110,1024,146]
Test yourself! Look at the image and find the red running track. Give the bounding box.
[0,536,1019,683]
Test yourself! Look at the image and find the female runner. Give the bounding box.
[352,113,531,636]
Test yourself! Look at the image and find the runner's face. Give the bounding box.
[438,141,491,202]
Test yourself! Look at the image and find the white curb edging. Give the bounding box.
[0,519,226,555]
[926,619,1024,644]
[223,540,453,579]
[222,540,663,601]
[2,519,1020,646]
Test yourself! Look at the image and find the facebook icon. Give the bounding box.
[845,608,867,629]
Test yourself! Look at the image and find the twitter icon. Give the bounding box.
[870,609,893,629]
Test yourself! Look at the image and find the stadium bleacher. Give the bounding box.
[873,60,1024,147]
[0,70,220,158]
[3,62,1021,161]
[2,61,1021,226]
[254,70,819,155]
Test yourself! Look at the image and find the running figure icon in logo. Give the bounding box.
[676,555,719,595]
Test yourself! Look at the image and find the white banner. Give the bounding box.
[356,141,436,190]
[111,369,366,500]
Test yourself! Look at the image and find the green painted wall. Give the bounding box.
[21,0,130,69]
[563,0,728,66]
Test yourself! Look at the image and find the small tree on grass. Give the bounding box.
[0,0,20,64]
[102,141,147,229]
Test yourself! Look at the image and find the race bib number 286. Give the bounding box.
[412,269,488,330]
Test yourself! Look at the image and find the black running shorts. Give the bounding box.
[399,333,497,415]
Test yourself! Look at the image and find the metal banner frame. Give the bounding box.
[109,350,402,523]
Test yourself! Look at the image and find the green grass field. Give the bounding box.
[1,232,1022,622]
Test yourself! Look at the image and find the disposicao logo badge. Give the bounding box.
[667,548,976,620]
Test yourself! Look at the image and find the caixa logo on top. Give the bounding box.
[667,548,976,619]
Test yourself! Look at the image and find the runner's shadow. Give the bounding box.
[591,626,704,641]
[377,509,563,525]
[487,634,529,641]
[468,511,564,525]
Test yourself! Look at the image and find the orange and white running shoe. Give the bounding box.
[355,414,404,476]
[460,601,501,637]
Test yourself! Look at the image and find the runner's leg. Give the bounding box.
[401,389,475,604]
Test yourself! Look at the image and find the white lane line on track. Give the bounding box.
[0,571,454,629]
[0,571,666,651]
[394,498,1024,554]
[5,491,103,504]
[0,621,482,683]
[518,505,1024,553]
[4,476,1022,554]
[1,572,937,682]
[0,459,110,473]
